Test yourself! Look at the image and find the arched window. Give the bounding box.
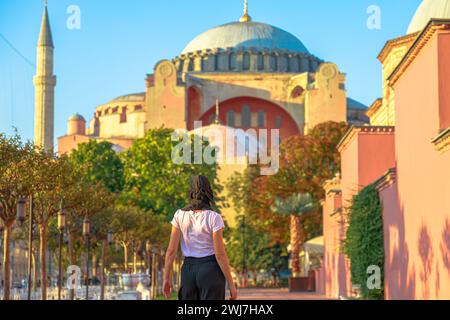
[258,111,266,127]
[257,53,264,70]
[291,86,305,99]
[229,52,237,70]
[270,55,278,71]
[227,111,235,127]
[243,53,250,71]
[275,116,282,129]
[242,105,251,127]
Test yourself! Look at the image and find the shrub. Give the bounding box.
[344,184,384,299]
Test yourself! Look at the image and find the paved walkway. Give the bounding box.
[237,288,331,300]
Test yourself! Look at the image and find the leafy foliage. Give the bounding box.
[121,128,220,220]
[70,140,125,192]
[344,185,384,300]
[226,166,289,273]
[271,193,315,276]
[271,193,315,217]
[227,215,287,273]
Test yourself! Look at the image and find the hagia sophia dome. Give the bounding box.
[173,8,321,75]
[408,0,450,34]
[182,21,309,55]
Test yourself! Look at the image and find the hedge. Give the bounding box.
[344,184,384,299]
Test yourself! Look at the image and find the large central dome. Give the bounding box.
[408,0,450,34]
[182,21,309,55]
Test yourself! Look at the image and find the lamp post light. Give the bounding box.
[82,216,91,301]
[16,196,27,224]
[57,202,66,300]
[17,195,34,300]
[100,231,113,301]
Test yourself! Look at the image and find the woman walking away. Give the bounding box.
[163,175,237,300]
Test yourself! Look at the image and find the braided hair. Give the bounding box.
[183,175,214,211]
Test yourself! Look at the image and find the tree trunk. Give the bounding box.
[100,240,107,300]
[123,245,129,273]
[2,223,12,300]
[33,249,38,293]
[133,251,137,274]
[92,254,97,278]
[290,214,301,277]
[39,224,47,300]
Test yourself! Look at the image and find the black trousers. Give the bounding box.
[179,255,226,300]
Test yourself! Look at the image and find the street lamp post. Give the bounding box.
[145,241,152,290]
[57,202,66,300]
[100,230,113,301]
[17,195,34,300]
[82,216,91,301]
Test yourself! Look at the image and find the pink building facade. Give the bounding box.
[321,20,450,300]
[376,21,450,300]
[321,127,396,298]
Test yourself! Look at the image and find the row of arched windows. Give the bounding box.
[180,52,314,73]
[208,107,283,129]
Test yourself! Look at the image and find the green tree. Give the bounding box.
[226,166,288,278]
[0,133,36,300]
[70,140,125,193]
[267,121,349,242]
[344,185,384,299]
[109,206,170,273]
[121,128,220,220]
[227,215,287,275]
[271,193,315,277]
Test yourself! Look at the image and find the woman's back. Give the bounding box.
[171,209,225,258]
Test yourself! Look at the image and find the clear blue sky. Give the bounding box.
[0,0,422,144]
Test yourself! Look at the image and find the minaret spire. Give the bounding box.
[239,0,252,22]
[34,0,56,152]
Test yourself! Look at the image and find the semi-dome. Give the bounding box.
[408,0,450,34]
[109,92,145,103]
[182,21,309,54]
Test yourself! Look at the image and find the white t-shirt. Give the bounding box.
[171,209,225,258]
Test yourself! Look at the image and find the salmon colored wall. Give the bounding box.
[379,180,417,300]
[147,61,186,130]
[358,132,396,186]
[389,32,450,300]
[67,119,86,136]
[332,127,395,298]
[58,134,90,155]
[187,86,202,130]
[58,135,134,155]
[438,33,450,130]
[323,189,350,298]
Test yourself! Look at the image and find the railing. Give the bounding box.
[0,286,120,301]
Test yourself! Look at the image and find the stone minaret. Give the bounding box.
[34,1,56,152]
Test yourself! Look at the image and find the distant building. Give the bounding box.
[57,3,368,155]
[52,3,369,226]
